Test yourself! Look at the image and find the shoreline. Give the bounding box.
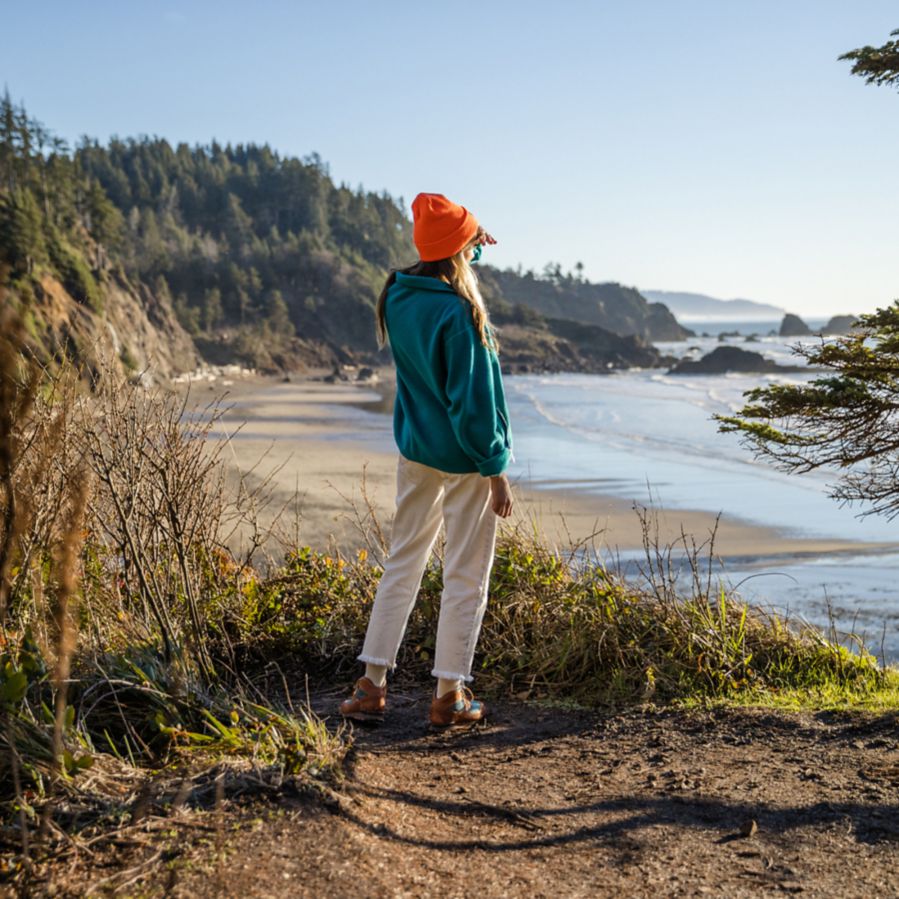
[173,368,899,563]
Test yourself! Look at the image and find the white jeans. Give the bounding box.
[358,454,498,682]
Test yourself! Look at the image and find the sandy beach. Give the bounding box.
[174,369,899,567]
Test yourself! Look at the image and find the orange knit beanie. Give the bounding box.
[411,193,479,261]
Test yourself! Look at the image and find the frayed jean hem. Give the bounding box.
[431,669,474,683]
[357,654,392,668]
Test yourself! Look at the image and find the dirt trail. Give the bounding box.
[169,692,899,898]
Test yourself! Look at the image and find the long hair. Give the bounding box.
[375,248,498,352]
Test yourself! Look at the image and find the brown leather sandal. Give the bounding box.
[339,676,387,722]
[429,685,487,728]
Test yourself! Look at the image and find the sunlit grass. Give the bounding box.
[694,667,899,712]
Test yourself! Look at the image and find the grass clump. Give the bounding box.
[703,667,899,712]
[78,642,346,778]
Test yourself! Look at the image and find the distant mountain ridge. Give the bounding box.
[642,290,785,320]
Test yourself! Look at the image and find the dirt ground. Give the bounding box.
[20,688,898,898]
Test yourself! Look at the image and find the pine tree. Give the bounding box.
[86,178,123,267]
[0,88,16,192]
[264,288,292,335]
[716,304,899,520]
[718,28,899,520]
[202,287,223,332]
[0,186,46,274]
[14,102,33,189]
[32,119,51,218]
[840,28,899,88]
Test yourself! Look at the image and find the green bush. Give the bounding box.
[476,537,883,705]
[233,546,381,670]
[48,234,103,313]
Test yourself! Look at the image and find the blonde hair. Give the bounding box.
[375,243,498,352]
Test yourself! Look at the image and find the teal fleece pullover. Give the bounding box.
[384,271,513,477]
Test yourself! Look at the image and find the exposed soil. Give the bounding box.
[10,691,899,898]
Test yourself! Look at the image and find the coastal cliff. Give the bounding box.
[18,264,199,386]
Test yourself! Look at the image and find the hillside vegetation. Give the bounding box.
[2,96,683,383]
[486,267,690,341]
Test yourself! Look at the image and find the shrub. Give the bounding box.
[233,546,381,671]
[476,532,883,705]
[47,233,103,313]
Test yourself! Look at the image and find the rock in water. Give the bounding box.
[668,345,805,374]
[779,313,812,336]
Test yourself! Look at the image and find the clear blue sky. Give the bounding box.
[5,1,898,316]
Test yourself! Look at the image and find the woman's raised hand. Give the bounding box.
[475,226,497,246]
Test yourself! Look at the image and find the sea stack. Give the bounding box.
[821,314,857,335]
[668,345,805,374]
[779,313,812,337]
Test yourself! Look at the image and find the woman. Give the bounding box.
[339,192,514,728]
